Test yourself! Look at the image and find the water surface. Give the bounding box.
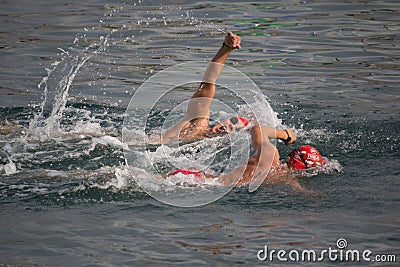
[0,0,399,266]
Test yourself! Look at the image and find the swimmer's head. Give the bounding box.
[288,145,325,170]
[210,116,249,134]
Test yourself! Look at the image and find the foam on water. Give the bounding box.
[2,161,17,175]
[71,121,104,136]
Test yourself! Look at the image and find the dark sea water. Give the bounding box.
[0,0,399,266]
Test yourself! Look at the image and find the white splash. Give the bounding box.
[28,33,112,140]
[3,160,17,175]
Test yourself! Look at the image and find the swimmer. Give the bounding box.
[159,31,248,143]
[166,125,325,189]
[161,32,326,188]
[215,125,325,188]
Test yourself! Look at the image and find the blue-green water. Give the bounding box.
[0,0,399,266]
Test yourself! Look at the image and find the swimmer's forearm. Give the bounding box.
[211,44,233,64]
[276,129,290,140]
[193,32,238,99]
[198,45,232,86]
[193,44,232,99]
[252,125,296,143]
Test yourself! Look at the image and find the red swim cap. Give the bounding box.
[288,145,325,170]
[170,168,201,178]
[237,116,249,126]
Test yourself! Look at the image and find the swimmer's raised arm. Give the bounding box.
[160,32,241,143]
[185,31,241,120]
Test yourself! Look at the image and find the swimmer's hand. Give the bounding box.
[283,129,296,145]
[223,31,241,50]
